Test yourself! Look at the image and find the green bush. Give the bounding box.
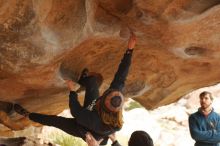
[49,131,87,146]
[125,100,143,111]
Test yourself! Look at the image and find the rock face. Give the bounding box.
[0,0,220,135]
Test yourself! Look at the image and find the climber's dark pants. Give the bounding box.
[78,75,100,108]
[29,76,100,140]
[29,113,87,139]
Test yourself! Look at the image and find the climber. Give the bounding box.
[14,32,136,145]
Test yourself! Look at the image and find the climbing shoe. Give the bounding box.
[77,68,103,92]
[0,101,13,115]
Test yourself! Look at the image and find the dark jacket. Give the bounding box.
[69,91,119,136]
[189,108,220,146]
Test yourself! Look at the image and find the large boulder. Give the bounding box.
[0,0,220,135]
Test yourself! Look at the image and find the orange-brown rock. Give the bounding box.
[0,0,220,136]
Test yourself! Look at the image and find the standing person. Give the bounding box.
[85,130,154,146]
[14,33,136,145]
[189,91,220,146]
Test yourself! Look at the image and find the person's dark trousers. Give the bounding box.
[29,113,87,139]
[29,76,100,140]
[78,75,100,108]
